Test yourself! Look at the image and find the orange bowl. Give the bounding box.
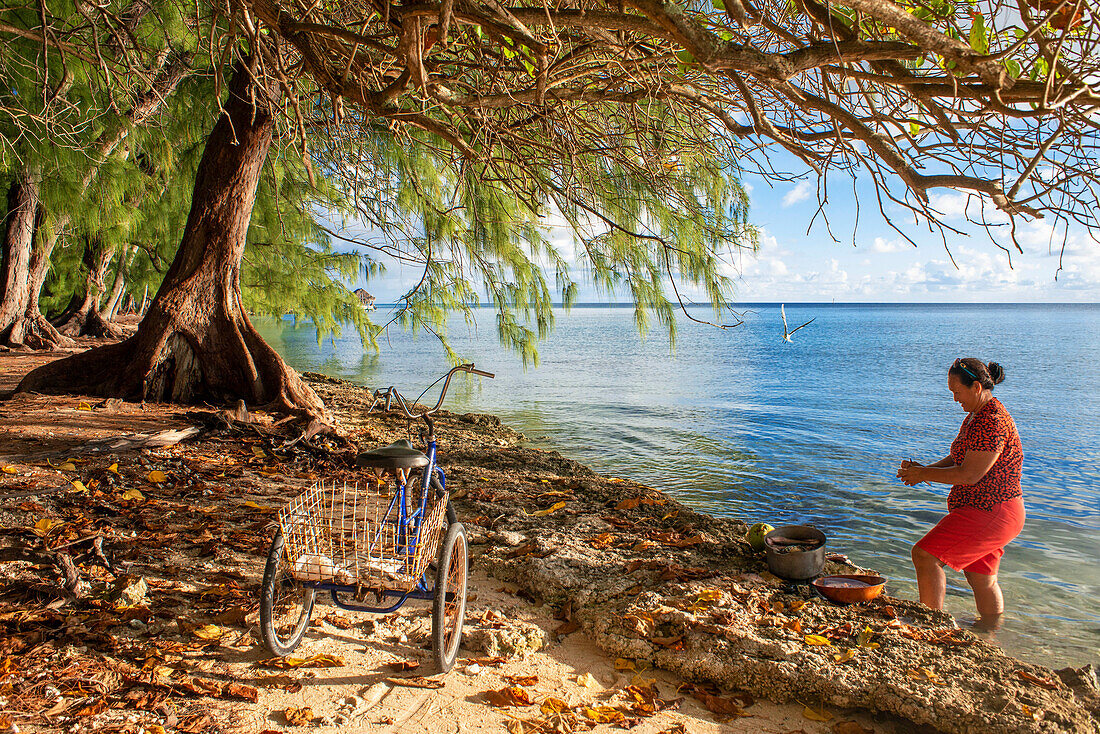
[811,574,886,604]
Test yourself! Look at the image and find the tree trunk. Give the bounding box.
[101,245,134,321]
[9,236,76,349]
[0,168,39,338]
[5,52,192,351]
[0,176,73,350]
[53,236,120,338]
[18,61,327,419]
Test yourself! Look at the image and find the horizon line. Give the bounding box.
[365,300,1100,308]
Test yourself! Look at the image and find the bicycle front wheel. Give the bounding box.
[431,522,468,673]
[260,529,316,656]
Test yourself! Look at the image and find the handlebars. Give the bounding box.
[368,364,495,420]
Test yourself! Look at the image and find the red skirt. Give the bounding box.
[915,497,1025,575]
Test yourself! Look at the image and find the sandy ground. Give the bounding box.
[246,567,883,734]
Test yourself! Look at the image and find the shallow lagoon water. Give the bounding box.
[257,303,1100,669]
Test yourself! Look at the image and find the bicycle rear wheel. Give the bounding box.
[431,522,468,673]
[260,529,316,656]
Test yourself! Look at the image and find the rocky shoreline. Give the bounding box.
[305,373,1099,734]
[0,359,1096,734]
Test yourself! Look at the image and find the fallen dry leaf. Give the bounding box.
[856,626,879,649]
[467,656,508,667]
[582,706,627,724]
[388,660,420,672]
[540,697,570,715]
[191,624,225,640]
[803,704,833,722]
[322,612,354,629]
[484,686,532,707]
[690,687,750,717]
[146,470,168,483]
[833,649,858,663]
[1,465,17,474]
[656,725,687,734]
[1016,670,1060,690]
[254,675,302,692]
[783,618,804,633]
[503,674,538,686]
[527,501,566,517]
[120,488,145,501]
[222,682,258,702]
[213,606,249,626]
[284,706,314,726]
[906,667,941,684]
[258,654,345,669]
[832,721,874,734]
[804,635,832,646]
[31,517,61,537]
[178,714,216,733]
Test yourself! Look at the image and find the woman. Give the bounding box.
[897,358,1024,629]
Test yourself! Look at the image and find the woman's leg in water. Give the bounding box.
[911,545,946,610]
[964,570,1004,630]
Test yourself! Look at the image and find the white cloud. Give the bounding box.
[870,236,908,253]
[927,191,1010,225]
[927,191,971,218]
[782,180,814,207]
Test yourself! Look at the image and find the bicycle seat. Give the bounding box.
[355,439,429,470]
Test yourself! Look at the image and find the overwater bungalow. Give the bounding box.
[353,288,376,311]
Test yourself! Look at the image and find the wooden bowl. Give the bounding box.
[811,574,886,604]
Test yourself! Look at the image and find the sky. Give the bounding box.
[345,167,1100,305]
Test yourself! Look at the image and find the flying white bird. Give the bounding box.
[781,304,815,342]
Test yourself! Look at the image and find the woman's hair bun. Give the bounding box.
[987,362,1005,385]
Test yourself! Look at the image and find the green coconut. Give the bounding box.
[746,522,774,552]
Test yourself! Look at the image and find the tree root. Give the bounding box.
[2,312,76,350]
[16,320,328,420]
[54,307,123,339]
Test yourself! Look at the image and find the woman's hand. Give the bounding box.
[897,460,925,486]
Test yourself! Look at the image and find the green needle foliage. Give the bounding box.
[312,103,756,366]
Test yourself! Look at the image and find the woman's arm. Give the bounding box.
[917,456,954,469]
[899,450,1000,486]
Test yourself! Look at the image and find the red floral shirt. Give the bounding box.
[947,397,1023,511]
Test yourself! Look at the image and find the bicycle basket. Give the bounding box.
[278,480,449,594]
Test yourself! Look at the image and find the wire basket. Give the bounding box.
[278,479,449,594]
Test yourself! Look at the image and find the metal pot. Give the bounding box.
[764,525,826,580]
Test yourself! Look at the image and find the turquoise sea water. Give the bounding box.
[257,303,1100,670]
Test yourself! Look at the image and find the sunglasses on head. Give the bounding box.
[953,359,979,381]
